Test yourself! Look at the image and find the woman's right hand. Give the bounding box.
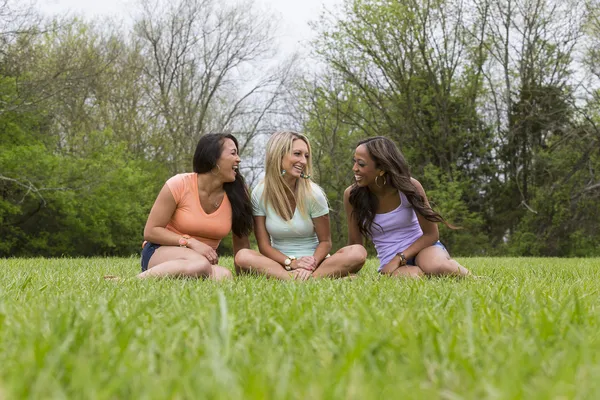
[295,256,316,271]
[187,238,219,264]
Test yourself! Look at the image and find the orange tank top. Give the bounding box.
[163,173,232,250]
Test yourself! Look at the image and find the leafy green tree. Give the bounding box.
[304,0,496,254]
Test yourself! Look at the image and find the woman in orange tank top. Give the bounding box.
[138,133,253,280]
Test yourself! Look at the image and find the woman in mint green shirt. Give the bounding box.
[235,131,367,280]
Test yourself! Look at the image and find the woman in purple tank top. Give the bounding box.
[343,136,470,278]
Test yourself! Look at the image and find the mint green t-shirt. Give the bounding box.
[251,181,329,258]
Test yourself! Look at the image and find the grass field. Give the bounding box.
[1,257,599,399]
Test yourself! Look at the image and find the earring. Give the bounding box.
[375,175,386,187]
[211,165,221,176]
[300,172,311,179]
[281,169,286,176]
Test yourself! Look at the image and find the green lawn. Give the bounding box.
[1,257,599,399]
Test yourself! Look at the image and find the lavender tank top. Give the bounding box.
[371,192,423,271]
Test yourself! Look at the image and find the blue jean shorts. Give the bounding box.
[141,242,161,272]
[406,241,448,265]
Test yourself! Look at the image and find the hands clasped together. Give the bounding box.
[289,256,318,281]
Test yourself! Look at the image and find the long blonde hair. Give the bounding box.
[262,131,316,220]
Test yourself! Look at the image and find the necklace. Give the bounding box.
[197,175,224,210]
[199,190,223,211]
[211,193,224,209]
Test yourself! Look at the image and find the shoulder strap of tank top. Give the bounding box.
[398,191,409,208]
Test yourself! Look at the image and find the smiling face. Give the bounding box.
[281,138,309,179]
[215,138,241,182]
[352,144,384,188]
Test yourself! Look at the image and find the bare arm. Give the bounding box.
[312,214,333,266]
[403,178,440,258]
[232,234,250,255]
[343,186,363,246]
[143,184,182,246]
[232,233,250,273]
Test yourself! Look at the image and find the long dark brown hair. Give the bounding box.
[193,133,253,237]
[349,136,455,238]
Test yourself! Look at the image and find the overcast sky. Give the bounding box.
[39,0,342,56]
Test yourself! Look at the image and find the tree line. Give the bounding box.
[1,0,599,257]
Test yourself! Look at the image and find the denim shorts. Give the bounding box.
[141,242,161,272]
[406,241,448,265]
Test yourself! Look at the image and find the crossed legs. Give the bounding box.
[388,245,470,278]
[235,245,367,280]
[139,246,233,280]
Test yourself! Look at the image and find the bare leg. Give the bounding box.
[138,246,220,279]
[234,249,293,280]
[210,265,234,281]
[390,266,424,278]
[415,246,470,277]
[312,245,367,278]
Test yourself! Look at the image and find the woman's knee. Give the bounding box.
[350,245,368,262]
[234,249,254,270]
[346,245,367,271]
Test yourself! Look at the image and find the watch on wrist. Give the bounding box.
[179,234,191,247]
[397,252,407,266]
[283,255,297,271]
